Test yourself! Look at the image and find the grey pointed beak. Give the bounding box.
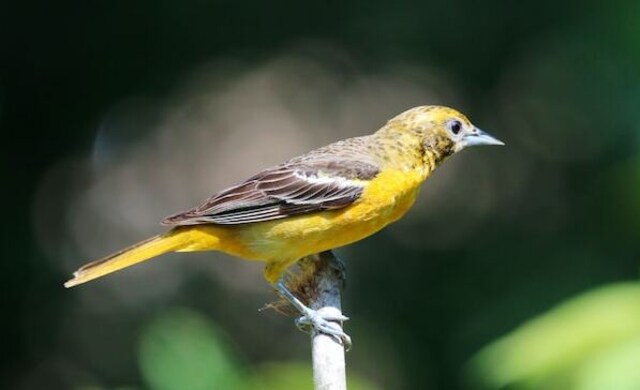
[464,128,505,147]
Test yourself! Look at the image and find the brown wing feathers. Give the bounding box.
[163,156,379,226]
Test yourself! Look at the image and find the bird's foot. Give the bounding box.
[274,279,351,349]
[295,308,352,350]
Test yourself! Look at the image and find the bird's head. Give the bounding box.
[387,105,504,162]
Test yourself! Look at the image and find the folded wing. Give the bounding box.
[162,157,380,225]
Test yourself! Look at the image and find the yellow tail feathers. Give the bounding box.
[64,228,205,288]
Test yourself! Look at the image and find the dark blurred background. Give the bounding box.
[3,1,640,389]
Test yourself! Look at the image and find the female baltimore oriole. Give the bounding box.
[65,105,503,344]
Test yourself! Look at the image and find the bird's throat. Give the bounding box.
[422,148,444,176]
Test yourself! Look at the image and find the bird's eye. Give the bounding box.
[449,120,462,136]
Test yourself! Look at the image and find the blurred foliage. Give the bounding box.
[4,0,640,389]
[138,308,244,390]
[469,282,640,390]
[137,308,376,390]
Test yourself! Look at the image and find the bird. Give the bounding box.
[64,105,504,345]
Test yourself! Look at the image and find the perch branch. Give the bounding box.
[300,250,348,390]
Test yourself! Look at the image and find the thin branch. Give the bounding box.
[302,251,348,390]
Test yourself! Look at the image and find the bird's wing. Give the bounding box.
[162,156,380,226]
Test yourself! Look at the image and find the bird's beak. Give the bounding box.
[457,128,505,151]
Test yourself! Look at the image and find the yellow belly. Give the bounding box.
[208,168,425,262]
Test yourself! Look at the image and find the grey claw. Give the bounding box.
[273,278,351,350]
[294,309,352,350]
[296,313,349,324]
[295,316,312,333]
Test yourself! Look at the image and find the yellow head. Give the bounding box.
[386,105,504,161]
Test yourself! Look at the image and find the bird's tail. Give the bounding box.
[64,227,219,288]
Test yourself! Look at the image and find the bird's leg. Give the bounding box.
[271,251,351,348]
[274,279,352,349]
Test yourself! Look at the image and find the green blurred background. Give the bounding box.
[3,0,640,389]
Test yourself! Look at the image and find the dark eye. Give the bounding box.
[449,120,462,136]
